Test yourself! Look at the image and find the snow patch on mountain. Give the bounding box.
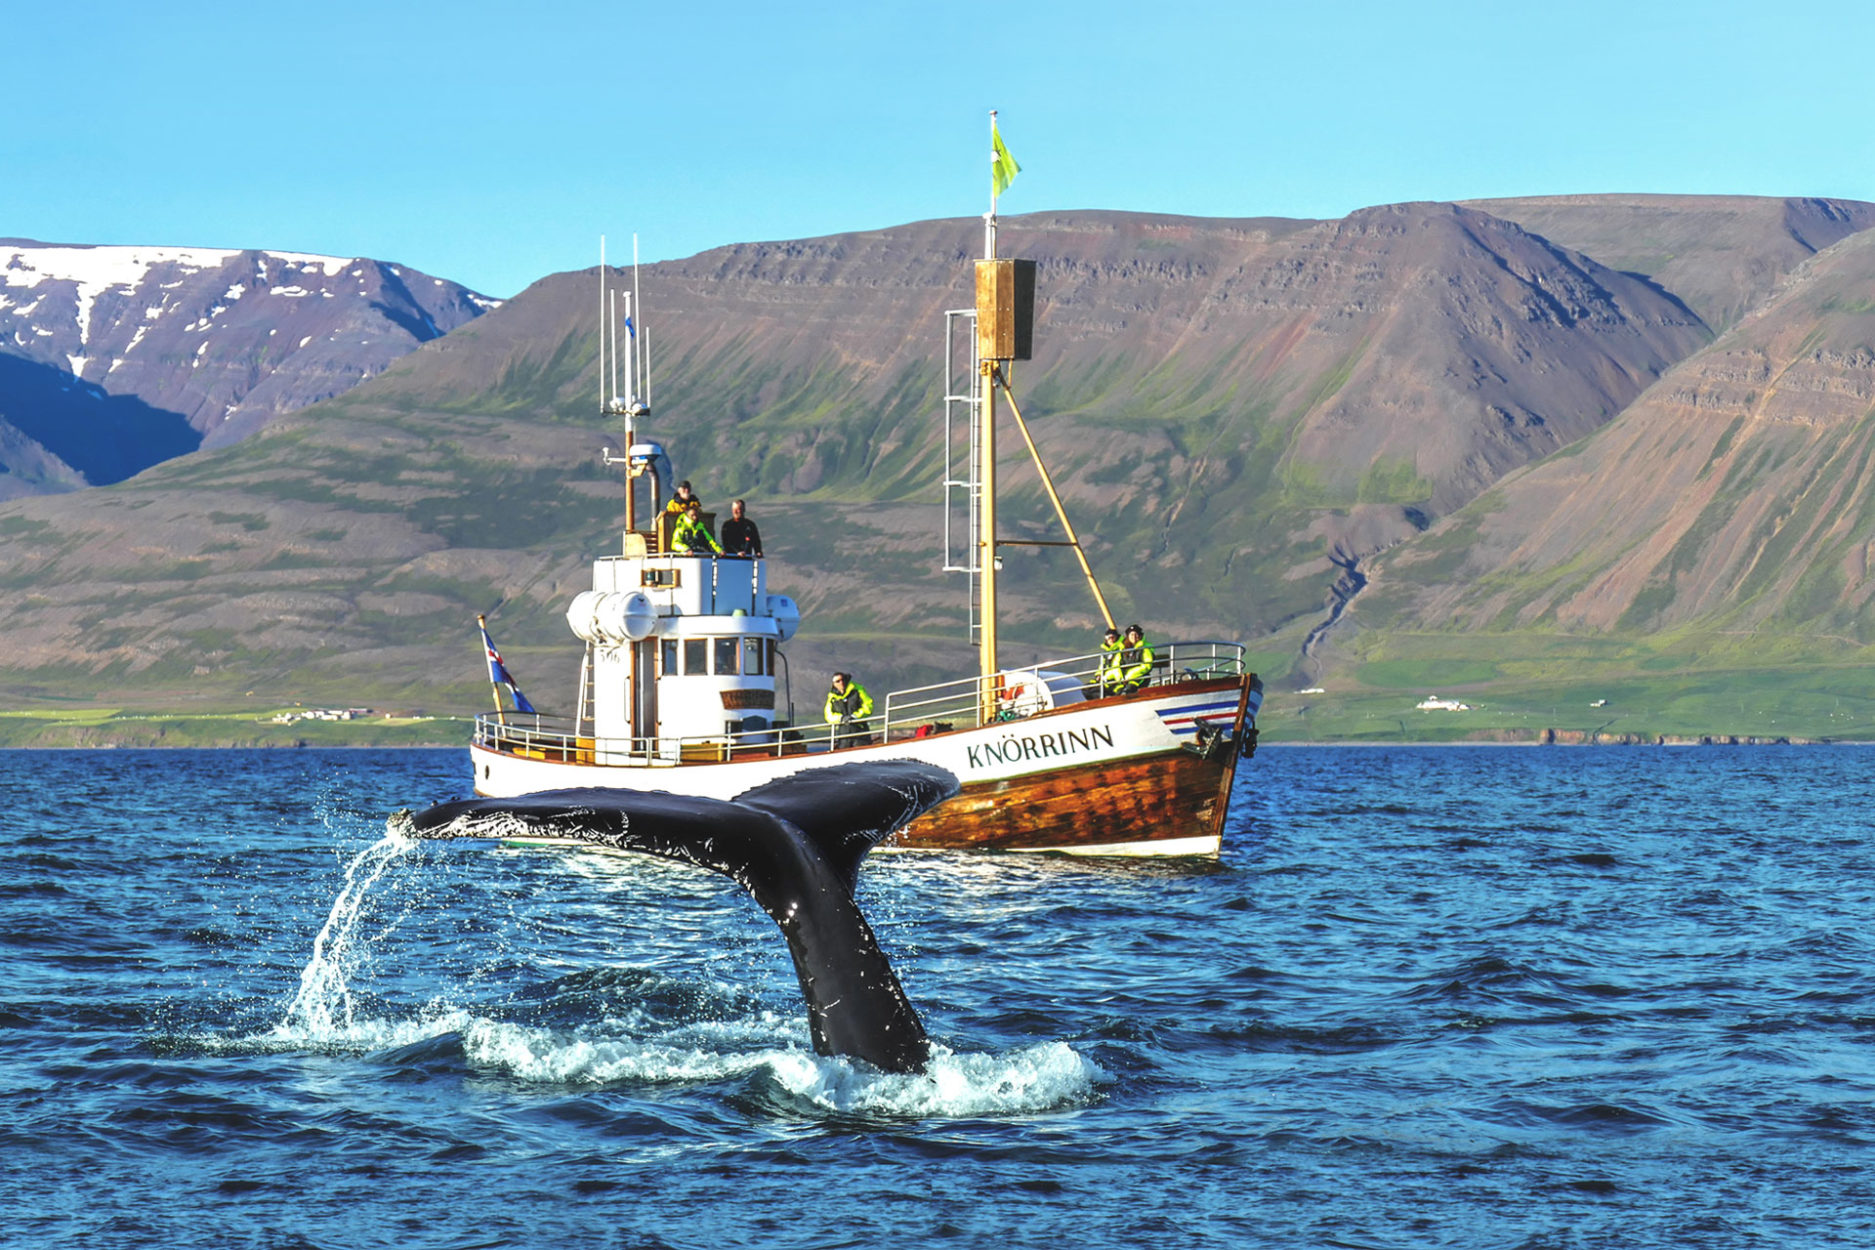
[2,243,368,372]
[263,251,359,276]
[0,239,495,494]
[1,244,238,294]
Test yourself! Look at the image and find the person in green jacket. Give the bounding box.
[824,672,875,748]
[1090,626,1123,698]
[672,499,722,555]
[1117,623,1155,694]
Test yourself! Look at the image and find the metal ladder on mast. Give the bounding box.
[942,308,984,648]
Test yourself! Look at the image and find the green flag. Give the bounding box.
[991,120,1021,200]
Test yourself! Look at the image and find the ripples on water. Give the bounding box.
[3,746,1872,1247]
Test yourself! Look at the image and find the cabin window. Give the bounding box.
[684,639,706,675]
[643,568,680,588]
[715,638,740,675]
[742,637,766,676]
[661,639,677,675]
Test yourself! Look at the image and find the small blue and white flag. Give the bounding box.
[480,621,537,714]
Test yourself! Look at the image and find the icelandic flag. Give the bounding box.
[621,314,634,339]
[480,623,537,714]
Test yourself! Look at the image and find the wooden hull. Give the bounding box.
[894,743,1238,853]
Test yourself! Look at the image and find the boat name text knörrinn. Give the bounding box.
[965,724,1115,770]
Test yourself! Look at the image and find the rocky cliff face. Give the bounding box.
[1459,195,1875,331]
[0,241,494,497]
[1360,224,1875,646]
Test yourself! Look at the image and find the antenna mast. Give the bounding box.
[623,293,635,425]
[634,236,649,408]
[598,235,608,414]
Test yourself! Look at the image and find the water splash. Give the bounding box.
[272,822,419,1042]
[765,1041,1104,1117]
[461,1015,790,1084]
[459,1011,1104,1117]
[250,814,1103,1118]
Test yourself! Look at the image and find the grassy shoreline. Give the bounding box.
[0,708,471,749]
[2,697,1870,748]
[1256,664,1875,745]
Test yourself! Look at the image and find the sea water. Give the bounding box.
[2,746,1872,1248]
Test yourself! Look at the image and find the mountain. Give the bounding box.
[0,241,495,498]
[1459,195,1875,332]
[1351,222,1875,661]
[0,203,1720,713]
[356,201,1710,640]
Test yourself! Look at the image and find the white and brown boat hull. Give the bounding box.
[470,674,1259,856]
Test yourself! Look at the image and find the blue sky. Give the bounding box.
[7,1,1871,297]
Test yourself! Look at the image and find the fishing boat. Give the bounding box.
[467,121,1262,856]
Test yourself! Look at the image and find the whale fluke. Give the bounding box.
[408,761,960,1074]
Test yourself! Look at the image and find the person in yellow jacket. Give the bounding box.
[672,499,722,555]
[1116,623,1155,694]
[824,672,875,748]
[1090,626,1123,698]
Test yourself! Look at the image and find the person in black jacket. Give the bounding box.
[721,498,764,558]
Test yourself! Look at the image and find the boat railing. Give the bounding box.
[880,639,1245,738]
[475,711,856,764]
[704,553,764,616]
[474,640,1245,764]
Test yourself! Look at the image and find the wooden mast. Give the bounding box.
[970,113,1116,713]
[978,111,1002,701]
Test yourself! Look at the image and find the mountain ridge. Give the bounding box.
[1457,194,1875,330]
[2,195,1873,738]
[0,240,495,497]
